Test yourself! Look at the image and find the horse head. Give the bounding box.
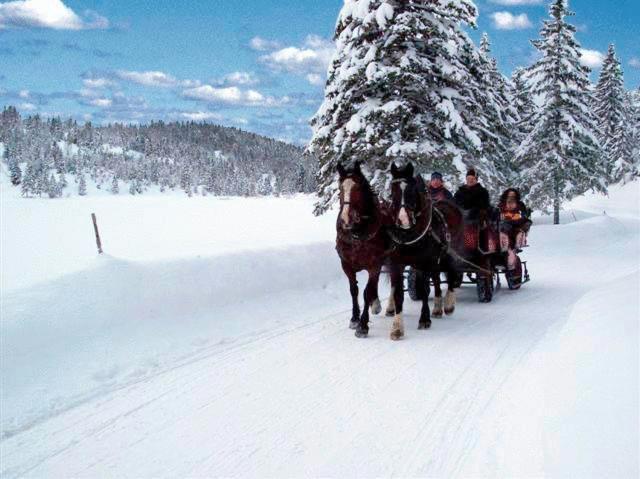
[337,161,376,233]
[389,162,431,231]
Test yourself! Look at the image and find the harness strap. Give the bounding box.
[429,228,494,276]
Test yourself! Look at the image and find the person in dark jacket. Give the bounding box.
[454,169,490,221]
[498,188,532,270]
[428,171,453,202]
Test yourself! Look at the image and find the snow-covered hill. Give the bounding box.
[1,182,638,477]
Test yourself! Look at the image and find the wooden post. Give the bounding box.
[91,213,103,254]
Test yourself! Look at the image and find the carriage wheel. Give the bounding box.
[476,273,493,303]
[506,257,523,290]
[407,268,426,301]
[476,260,494,303]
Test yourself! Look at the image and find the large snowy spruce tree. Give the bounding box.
[594,44,633,184]
[472,33,518,184]
[309,0,489,214]
[510,67,537,151]
[516,0,604,224]
[627,87,640,178]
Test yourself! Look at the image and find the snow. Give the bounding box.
[375,2,394,29]
[1,181,638,477]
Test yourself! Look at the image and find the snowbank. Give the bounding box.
[467,273,639,478]
[2,242,346,439]
[1,192,335,292]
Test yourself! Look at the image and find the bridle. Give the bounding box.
[388,178,433,246]
[338,175,380,242]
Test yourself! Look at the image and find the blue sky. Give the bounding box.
[0,0,638,145]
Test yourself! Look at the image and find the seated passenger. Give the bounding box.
[428,171,453,202]
[454,169,490,223]
[498,188,532,270]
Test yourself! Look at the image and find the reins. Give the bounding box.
[428,209,494,276]
[387,178,433,246]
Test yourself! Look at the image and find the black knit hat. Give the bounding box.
[431,171,443,180]
[466,169,478,178]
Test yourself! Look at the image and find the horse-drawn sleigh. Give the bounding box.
[334,161,531,340]
[407,206,531,303]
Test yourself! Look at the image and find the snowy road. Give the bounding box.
[1,186,638,477]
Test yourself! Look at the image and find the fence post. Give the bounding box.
[91,213,103,254]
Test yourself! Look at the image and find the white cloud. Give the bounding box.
[580,49,605,68]
[89,98,112,108]
[82,78,116,89]
[249,36,281,52]
[116,70,179,88]
[219,71,259,86]
[0,0,108,30]
[489,0,544,5]
[182,85,288,107]
[491,12,532,30]
[18,102,36,111]
[18,89,29,98]
[629,57,640,69]
[116,70,200,89]
[306,73,324,86]
[79,88,100,98]
[260,35,334,85]
[180,111,223,122]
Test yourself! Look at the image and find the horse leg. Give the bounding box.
[444,270,457,315]
[389,264,405,340]
[385,287,396,317]
[432,272,443,318]
[369,267,382,316]
[418,270,432,329]
[355,268,380,338]
[341,261,360,330]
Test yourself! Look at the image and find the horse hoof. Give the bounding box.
[349,320,358,330]
[355,328,368,338]
[418,321,431,330]
[385,310,395,317]
[444,306,455,315]
[432,310,443,319]
[390,329,404,340]
[370,299,382,315]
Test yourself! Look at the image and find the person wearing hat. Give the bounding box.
[454,169,491,221]
[498,188,532,271]
[428,171,453,202]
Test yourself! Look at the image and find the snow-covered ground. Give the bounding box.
[1,177,638,478]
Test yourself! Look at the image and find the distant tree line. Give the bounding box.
[1,106,317,198]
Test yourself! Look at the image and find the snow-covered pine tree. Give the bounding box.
[515,0,604,224]
[510,67,537,145]
[8,155,22,186]
[51,142,64,174]
[469,33,518,186]
[110,175,119,194]
[21,163,36,197]
[308,0,485,214]
[628,88,640,177]
[594,44,632,184]
[78,172,87,196]
[46,173,62,198]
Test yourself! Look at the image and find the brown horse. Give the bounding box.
[386,162,464,340]
[335,161,390,338]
